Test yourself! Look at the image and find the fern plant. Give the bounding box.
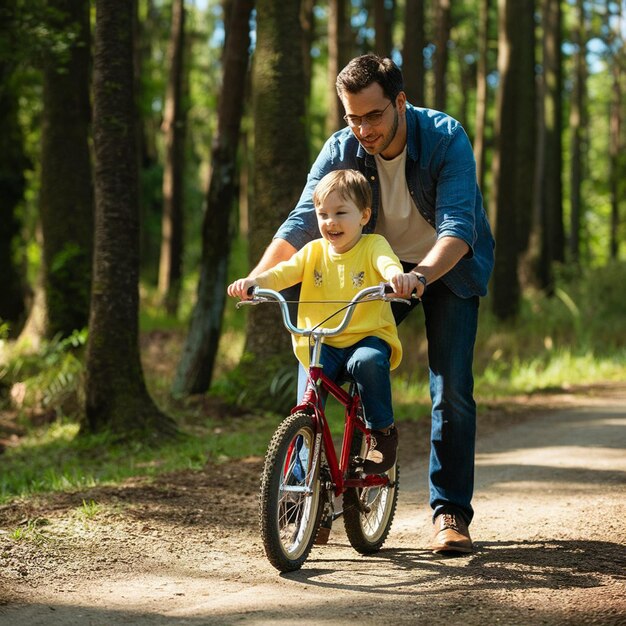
[1,328,87,418]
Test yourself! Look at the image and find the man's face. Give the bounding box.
[341,83,406,159]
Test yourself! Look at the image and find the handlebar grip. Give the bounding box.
[383,282,419,300]
[246,285,256,297]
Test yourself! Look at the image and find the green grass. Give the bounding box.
[1,260,625,506]
[0,412,279,505]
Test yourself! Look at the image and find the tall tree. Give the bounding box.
[403,0,425,106]
[173,0,254,396]
[39,0,93,338]
[568,0,588,264]
[374,0,394,57]
[134,0,162,277]
[491,0,536,320]
[85,0,176,437]
[0,2,28,333]
[158,0,187,315]
[538,0,564,290]
[241,0,309,410]
[434,0,451,111]
[300,0,315,105]
[326,0,349,134]
[473,0,491,191]
[608,0,623,260]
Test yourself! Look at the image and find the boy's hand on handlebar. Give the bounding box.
[227,277,257,300]
[390,272,424,299]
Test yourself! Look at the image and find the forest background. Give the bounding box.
[0,0,625,501]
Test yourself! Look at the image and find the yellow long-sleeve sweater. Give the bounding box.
[255,234,403,369]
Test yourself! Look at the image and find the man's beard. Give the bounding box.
[361,109,399,157]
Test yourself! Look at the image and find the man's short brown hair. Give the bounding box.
[336,54,404,103]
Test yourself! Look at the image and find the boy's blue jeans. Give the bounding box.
[297,279,479,524]
[299,336,394,431]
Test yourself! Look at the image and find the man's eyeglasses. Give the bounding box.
[343,101,393,128]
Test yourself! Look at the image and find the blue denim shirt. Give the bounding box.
[274,103,495,298]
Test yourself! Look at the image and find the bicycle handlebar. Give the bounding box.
[236,283,411,339]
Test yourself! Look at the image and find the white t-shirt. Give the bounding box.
[374,146,436,264]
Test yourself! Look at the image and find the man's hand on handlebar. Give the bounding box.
[390,272,424,299]
[227,277,257,300]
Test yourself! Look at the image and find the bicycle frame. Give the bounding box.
[292,365,390,499]
[239,283,409,502]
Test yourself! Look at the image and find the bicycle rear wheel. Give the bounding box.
[343,430,399,553]
[259,412,323,572]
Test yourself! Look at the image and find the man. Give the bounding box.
[248,54,495,554]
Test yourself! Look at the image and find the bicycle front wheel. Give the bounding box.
[259,412,323,572]
[343,431,399,554]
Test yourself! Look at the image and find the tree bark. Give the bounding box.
[242,0,309,412]
[85,0,176,438]
[569,0,587,265]
[538,0,564,291]
[608,0,623,261]
[0,3,28,334]
[434,0,451,111]
[326,0,349,134]
[158,0,187,315]
[300,0,315,106]
[172,0,254,396]
[374,0,394,57]
[491,0,536,320]
[473,0,490,192]
[403,0,425,106]
[39,0,93,338]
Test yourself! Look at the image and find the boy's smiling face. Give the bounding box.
[315,190,371,254]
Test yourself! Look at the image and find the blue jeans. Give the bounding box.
[393,275,479,524]
[298,336,394,431]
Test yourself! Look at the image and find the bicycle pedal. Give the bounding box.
[315,519,332,545]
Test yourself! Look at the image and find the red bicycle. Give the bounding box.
[237,284,410,572]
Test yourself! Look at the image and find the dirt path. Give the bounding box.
[1,388,625,625]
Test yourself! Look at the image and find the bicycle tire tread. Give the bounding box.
[259,412,323,572]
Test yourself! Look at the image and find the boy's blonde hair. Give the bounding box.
[313,169,372,214]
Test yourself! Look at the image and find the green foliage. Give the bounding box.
[77,499,100,521]
[9,517,50,544]
[473,261,626,396]
[211,352,296,414]
[0,410,276,504]
[1,328,87,417]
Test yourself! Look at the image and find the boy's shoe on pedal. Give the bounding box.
[363,425,398,474]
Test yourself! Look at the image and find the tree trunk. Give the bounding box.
[434,0,451,111]
[538,0,564,291]
[85,0,176,438]
[374,0,394,57]
[158,0,187,316]
[326,0,349,134]
[300,0,315,106]
[491,0,536,320]
[39,0,93,339]
[242,0,309,412]
[569,0,587,265]
[172,0,254,396]
[0,4,28,334]
[403,0,425,106]
[473,0,490,192]
[608,0,623,261]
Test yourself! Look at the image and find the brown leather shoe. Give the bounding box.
[432,512,473,554]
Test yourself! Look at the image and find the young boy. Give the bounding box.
[228,169,415,474]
